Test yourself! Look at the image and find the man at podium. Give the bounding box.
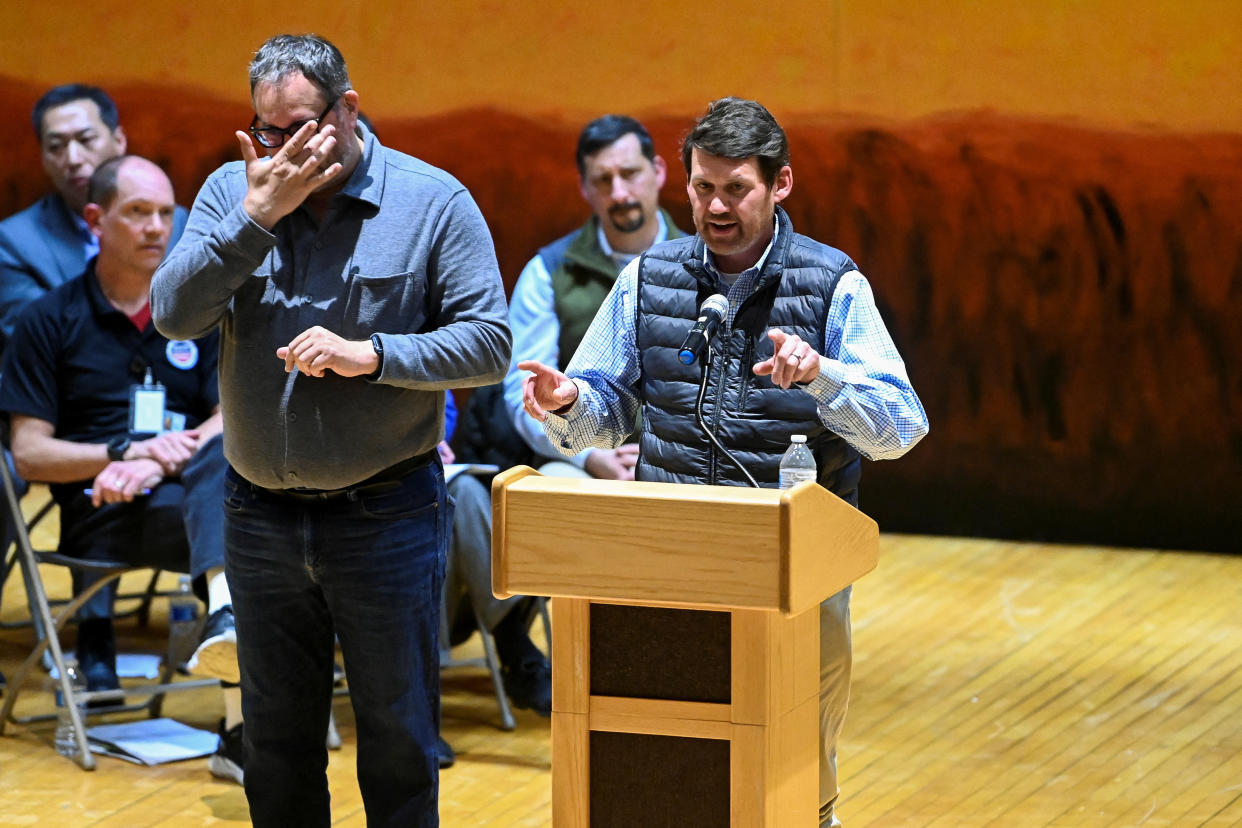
[520,97,928,826]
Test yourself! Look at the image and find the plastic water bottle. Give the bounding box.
[54,662,87,758]
[779,434,817,489]
[167,575,199,670]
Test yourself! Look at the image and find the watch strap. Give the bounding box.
[368,334,384,380]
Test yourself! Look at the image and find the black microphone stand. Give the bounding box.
[694,345,760,489]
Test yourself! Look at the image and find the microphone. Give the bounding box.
[678,294,729,366]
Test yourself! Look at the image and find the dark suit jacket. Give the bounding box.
[0,193,188,351]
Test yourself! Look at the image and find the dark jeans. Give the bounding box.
[224,459,451,828]
[56,433,227,617]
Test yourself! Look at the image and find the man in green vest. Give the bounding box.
[500,115,686,480]
[446,116,684,724]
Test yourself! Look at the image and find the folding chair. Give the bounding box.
[440,592,551,731]
[0,475,53,637]
[0,452,218,769]
[0,459,163,645]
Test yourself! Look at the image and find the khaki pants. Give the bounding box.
[820,586,853,826]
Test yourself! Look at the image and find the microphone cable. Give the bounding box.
[694,347,760,489]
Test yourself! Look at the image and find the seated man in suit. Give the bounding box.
[0,84,188,351]
[0,155,243,784]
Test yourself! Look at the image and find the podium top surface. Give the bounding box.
[492,468,879,616]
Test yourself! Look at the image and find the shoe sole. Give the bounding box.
[208,753,244,785]
[187,633,240,684]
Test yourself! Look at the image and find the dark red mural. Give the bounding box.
[3,80,1238,551]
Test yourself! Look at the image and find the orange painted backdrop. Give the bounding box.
[3,2,1238,129]
[2,2,1239,550]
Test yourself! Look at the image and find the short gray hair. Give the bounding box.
[249,34,351,100]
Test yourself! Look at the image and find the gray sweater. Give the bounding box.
[151,127,511,490]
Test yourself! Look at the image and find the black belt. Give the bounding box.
[258,450,437,503]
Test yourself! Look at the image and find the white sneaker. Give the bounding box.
[187,606,240,684]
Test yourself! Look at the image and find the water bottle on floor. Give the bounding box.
[54,662,88,758]
[168,575,199,671]
[779,434,817,489]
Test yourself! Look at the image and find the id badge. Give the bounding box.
[129,382,166,434]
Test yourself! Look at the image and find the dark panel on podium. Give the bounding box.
[589,731,730,827]
[589,604,731,702]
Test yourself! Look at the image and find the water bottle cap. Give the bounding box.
[791,434,807,443]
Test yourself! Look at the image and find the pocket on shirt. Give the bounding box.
[341,270,427,338]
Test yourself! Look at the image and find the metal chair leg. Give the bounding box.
[1,465,220,767]
[473,604,517,731]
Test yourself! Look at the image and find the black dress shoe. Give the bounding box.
[210,718,245,785]
[437,735,455,769]
[502,656,552,717]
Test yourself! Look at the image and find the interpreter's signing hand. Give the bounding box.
[585,443,639,481]
[277,326,379,378]
[518,360,578,422]
[237,121,341,231]
[753,328,821,389]
[130,429,201,476]
[90,459,164,507]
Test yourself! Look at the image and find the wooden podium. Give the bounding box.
[492,466,879,827]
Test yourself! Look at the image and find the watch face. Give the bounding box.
[108,437,130,460]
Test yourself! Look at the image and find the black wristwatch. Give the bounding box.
[368,333,384,379]
[107,435,131,462]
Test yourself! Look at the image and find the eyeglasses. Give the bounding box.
[248,97,338,148]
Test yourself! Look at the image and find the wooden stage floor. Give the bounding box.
[2,490,1239,826]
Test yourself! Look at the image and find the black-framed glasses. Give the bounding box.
[248,96,338,148]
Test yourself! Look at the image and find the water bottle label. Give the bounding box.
[779,469,818,489]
